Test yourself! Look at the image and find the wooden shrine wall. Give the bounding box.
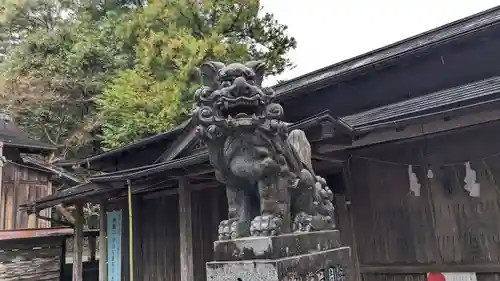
[191,186,227,281]
[0,162,52,230]
[109,184,227,281]
[348,122,500,281]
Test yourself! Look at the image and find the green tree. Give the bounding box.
[0,0,296,154]
[98,0,296,148]
[0,0,75,60]
[0,0,133,158]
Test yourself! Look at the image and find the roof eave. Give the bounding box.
[272,5,500,99]
[57,120,190,168]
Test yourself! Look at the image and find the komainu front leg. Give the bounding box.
[250,171,291,236]
[291,169,316,232]
[218,186,252,240]
[292,170,336,232]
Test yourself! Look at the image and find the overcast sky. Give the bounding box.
[260,1,499,86]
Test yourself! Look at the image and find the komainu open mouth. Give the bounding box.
[222,104,260,119]
[218,98,263,119]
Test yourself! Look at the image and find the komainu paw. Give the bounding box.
[250,215,283,236]
[218,219,238,240]
[292,212,314,232]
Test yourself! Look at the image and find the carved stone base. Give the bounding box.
[206,230,353,281]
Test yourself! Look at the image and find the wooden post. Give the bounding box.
[99,200,108,281]
[179,177,194,281]
[211,185,220,228]
[342,166,362,281]
[127,180,134,281]
[72,202,84,281]
[89,234,97,261]
[55,204,76,225]
[0,141,4,230]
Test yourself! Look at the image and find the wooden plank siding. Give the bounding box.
[108,184,227,281]
[0,163,52,230]
[0,236,64,281]
[347,122,500,281]
[192,186,227,281]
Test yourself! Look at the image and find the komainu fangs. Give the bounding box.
[192,61,336,240]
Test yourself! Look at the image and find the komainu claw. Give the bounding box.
[293,212,314,232]
[218,219,238,240]
[250,215,283,236]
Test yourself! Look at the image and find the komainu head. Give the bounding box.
[192,61,284,135]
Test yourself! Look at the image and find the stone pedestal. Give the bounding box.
[206,230,353,281]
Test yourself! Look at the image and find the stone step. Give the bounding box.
[213,230,342,262]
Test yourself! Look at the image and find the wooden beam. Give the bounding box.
[156,125,198,163]
[334,195,360,281]
[142,182,219,199]
[311,154,345,165]
[34,212,73,227]
[0,142,4,230]
[319,107,500,154]
[341,167,362,281]
[178,177,194,281]
[72,202,84,281]
[99,200,108,281]
[89,234,97,261]
[54,204,76,225]
[360,263,500,274]
[127,180,135,281]
[12,157,19,229]
[163,164,214,178]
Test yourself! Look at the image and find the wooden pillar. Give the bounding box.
[127,180,135,281]
[0,141,4,230]
[342,166,362,281]
[211,185,220,228]
[72,202,84,281]
[89,234,97,261]
[99,200,108,281]
[179,177,194,281]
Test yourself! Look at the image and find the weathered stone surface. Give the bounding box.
[214,230,341,261]
[192,61,336,240]
[197,61,353,281]
[207,246,352,281]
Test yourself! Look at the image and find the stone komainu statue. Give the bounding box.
[192,61,336,240]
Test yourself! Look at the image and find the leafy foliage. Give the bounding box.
[98,0,296,148]
[0,0,134,158]
[0,0,296,154]
[0,0,75,59]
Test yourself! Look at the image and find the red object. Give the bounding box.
[428,273,446,281]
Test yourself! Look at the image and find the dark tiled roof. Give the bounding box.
[21,155,83,184]
[20,182,105,211]
[342,76,500,128]
[272,5,500,98]
[57,5,500,166]
[0,114,56,152]
[57,119,190,167]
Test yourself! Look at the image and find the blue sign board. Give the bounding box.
[107,210,122,281]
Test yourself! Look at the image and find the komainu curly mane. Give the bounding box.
[192,61,335,239]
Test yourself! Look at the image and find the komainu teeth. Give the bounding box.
[228,115,233,120]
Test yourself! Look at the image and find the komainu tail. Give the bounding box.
[287,129,313,172]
